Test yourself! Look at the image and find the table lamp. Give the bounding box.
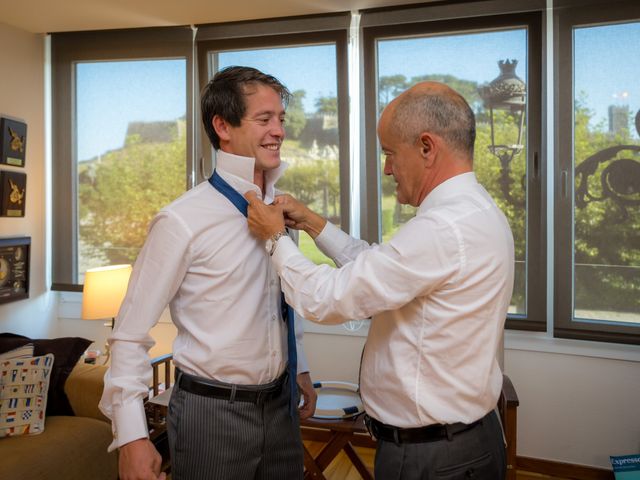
[81,264,132,363]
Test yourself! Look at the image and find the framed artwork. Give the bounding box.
[0,170,26,217]
[0,237,30,304]
[0,117,27,167]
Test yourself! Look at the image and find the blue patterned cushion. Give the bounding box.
[0,334,92,416]
[0,354,54,437]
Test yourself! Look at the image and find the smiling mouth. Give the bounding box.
[262,143,280,151]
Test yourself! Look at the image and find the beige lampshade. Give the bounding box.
[81,264,132,320]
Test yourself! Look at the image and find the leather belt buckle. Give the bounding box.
[176,368,285,405]
[367,417,481,444]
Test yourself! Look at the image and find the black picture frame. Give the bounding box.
[0,236,30,304]
[0,117,27,167]
[0,170,26,217]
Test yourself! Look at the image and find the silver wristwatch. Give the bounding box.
[265,230,288,256]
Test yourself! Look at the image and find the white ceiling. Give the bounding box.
[0,0,427,33]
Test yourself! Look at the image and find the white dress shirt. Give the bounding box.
[272,172,514,428]
[99,150,308,450]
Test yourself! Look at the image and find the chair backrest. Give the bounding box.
[147,353,173,426]
[499,374,519,480]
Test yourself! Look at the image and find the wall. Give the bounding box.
[0,22,54,335]
[505,346,640,469]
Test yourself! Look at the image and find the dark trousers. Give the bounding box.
[167,373,304,480]
[374,410,506,480]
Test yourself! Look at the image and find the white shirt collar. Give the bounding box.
[215,149,288,204]
[419,172,478,213]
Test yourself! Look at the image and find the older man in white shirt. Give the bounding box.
[246,81,514,480]
[100,66,316,480]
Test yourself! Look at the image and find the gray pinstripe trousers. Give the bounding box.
[167,373,304,480]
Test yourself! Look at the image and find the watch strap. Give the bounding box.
[268,230,288,256]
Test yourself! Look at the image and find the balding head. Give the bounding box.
[386,81,476,159]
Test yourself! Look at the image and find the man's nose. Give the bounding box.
[383,157,393,176]
[271,119,285,138]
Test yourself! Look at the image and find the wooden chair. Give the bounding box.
[146,353,173,428]
[300,414,375,479]
[499,374,520,480]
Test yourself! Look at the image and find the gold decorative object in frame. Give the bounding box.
[0,170,26,217]
[0,117,27,167]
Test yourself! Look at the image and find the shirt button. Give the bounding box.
[271,352,277,357]
[271,314,277,321]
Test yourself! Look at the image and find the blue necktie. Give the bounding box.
[209,170,298,416]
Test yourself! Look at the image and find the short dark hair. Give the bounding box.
[200,66,291,150]
[392,84,476,157]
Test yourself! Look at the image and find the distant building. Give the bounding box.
[299,113,338,148]
[125,120,179,143]
[608,104,629,135]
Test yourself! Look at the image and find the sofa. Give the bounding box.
[2,358,118,480]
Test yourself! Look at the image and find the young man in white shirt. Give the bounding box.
[100,66,316,480]
[245,81,513,480]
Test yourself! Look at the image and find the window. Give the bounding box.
[555,0,640,344]
[362,6,544,330]
[196,16,350,265]
[49,3,639,346]
[51,28,194,289]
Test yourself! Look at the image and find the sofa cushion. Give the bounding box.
[0,333,30,354]
[65,362,109,421]
[0,343,34,361]
[0,353,54,437]
[1,415,118,480]
[0,334,92,416]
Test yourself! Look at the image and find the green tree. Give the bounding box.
[410,74,482,109]
[379,74,408,109]
[276,159,324,206]
[79,129,185,265]
[279,141,340,220]
[314,96,338,116]
[285,89,307,139]
[571,96,640,313]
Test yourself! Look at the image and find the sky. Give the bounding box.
[574,21,640,132]
[75,23,640,161]
[76,60,186,161]
[377,29,527,86]
[217,45,338,114]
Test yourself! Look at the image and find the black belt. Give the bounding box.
[176,369,285,404]
[365,414,484,444]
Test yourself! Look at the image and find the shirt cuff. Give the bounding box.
[271,235,302,272]
[296,341,310,374]
[314,222,353,260]
[108,400,150,452]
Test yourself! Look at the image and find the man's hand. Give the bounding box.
[297,372,318,420]
[118,438,166,480]
[245,191,286,241]
[274,194,327,239]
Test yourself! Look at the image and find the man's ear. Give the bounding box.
[419,133,436,166]
[212,115,231,143]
